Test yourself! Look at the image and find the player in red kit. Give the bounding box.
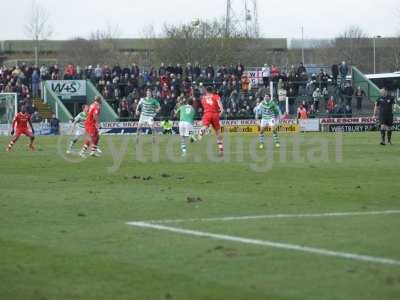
[199,86,224,155]
[6,106,35,151]
[80,96,102,157]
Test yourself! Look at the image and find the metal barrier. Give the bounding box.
[351,66,380,102]
[42,82,73,122]
[86,80,119,122]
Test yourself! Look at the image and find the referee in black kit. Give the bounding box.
[373,87,395,145]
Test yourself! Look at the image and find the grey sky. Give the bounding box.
[1,0,399,40]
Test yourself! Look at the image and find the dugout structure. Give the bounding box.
[351,66,381,102]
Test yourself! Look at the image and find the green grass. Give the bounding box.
[1,132,400,300]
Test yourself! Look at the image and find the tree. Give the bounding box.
[24,0,53,65]
[388,34,400,71]
[58,24,128,68]
[335,26,371,72]
[138,24,157,39]
[155,18,271,66]
[395,11,400,71]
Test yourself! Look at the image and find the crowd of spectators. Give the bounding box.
[63,60,366,120]
[1,60,370,122]
[0,64,57,122]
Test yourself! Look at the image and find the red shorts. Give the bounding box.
[85,125,99,139]
[15,128,33,138]
[202,113,221,131]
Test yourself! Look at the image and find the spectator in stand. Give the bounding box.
[31,110,42,123]
[119,98,130,120]
[318,68,329,89]
[49,114,60,135]
[238,106,251,118]
[64,64,76,79]
[3,82,13,93]
[122,65,131,77]
[287,66,298,95]
[166,63,174,74]
[219,80,231,106]
[297,104,308,119]
[112,77,120,102]
[205,64,215,78]
[94,64,103,82]
[25,100,35,115]
[278,80,287,114]
[339,61,349,85]
[333,103,344,117]
[49,64,60,79]
[160,96,175,118]
[322,87,329,103]
[297,62,306,76]
[112,63,122,78]
[193,62,201,79]
[253,98,261,118]
[236,62,244,78]
[131,63,140,78]
[261,64,270,87]
[331,63,339,86]
[102,81,113,99]
[40,64,49,80]
[327,96,335,115]
[224,107,231,118]
[158,62,167,76]
[270,65,280,82]
[312,88,322,112]
[287,86,296,115]
[241,74,251,94]
[31,69,40,98]
[43,60,363,120]
[218,64,228,77]
[76,65,83,79]
[131,98,139,116]
[296,63,308,96]
[160,82,170,100]
[184,63,193,78]
[119,73,129,96]
[355,86,365,111]
[175,63,183,76]
[12,66,22,78]
[345,104,352,117]
[343,83,354,106]
[84,65,93,81]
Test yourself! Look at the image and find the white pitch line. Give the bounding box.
[127,221,400,267]
[143,209,400,224]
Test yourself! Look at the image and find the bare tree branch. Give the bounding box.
[59,23,128,67]
[24,0,52,41]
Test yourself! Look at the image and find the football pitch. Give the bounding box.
[1,132,400,300]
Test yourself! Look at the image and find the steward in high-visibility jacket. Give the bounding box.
[161,119,173,134]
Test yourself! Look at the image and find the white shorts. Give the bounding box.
[260,118,278,128]
[179,121,194,137]
[73,127,85,138]
[138,115,155,126]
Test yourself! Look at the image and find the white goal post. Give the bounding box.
[269,81,289,114]
[0,93,18,135]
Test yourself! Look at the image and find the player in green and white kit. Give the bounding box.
[135,89,161,143]
[67,105,89,154]
[175,98,196,156]
[256,94,282,149]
